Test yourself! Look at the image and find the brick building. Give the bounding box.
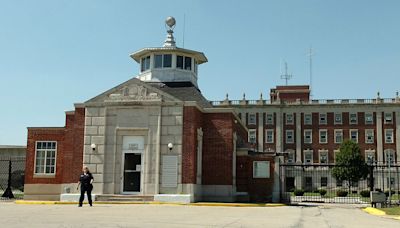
[212,85,400,190]
[24,17,276,202]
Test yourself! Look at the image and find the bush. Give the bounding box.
[294,189,305,196]
[360,190,370,198]
[313,189,320,193]
[319,189,327,196]
[384,190,395,197]
[337,190,348,197]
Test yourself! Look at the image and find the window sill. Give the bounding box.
[33,174,56,178]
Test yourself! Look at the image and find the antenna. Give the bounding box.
[280,61,293,85]
[307,46,314,97]
[182,14,186,48]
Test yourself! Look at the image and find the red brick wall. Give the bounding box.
[182,106,203,184]
[236,155,275,202]
[25,108,85,184]
[202,113,235,185]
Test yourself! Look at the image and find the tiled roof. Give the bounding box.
[147,82,212,108]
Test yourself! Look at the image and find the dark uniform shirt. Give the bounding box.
[79,173,93,189]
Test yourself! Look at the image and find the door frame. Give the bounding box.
[121,151,143,194]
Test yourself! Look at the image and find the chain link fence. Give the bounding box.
[0,157,25,200]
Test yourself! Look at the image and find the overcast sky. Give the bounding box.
[1,0,399,145]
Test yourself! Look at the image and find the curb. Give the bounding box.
[363,207,386,216]
[14,200,286,207]
[363,207,400,220]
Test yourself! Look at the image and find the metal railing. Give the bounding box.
[279,163,400,205]
[210,98,400,106]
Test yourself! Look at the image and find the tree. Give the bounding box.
[332,140,369,193]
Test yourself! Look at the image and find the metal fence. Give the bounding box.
[0,157,25,200]
[280,163,400,205]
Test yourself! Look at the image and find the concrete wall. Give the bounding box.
[83,104,183,195]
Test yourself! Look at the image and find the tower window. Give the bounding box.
[141,56,150,72]
[163,54,172,68]
[184,57,192,70]
[154,55,163,68]
[176,55,184,69]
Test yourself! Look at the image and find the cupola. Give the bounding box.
[130,16,208,88]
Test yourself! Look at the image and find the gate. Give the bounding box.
[0,157,25,200]
[280,163,400,204]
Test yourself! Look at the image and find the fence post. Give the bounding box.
[1,160,14,198]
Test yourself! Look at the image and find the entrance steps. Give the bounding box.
[96,194,154,202]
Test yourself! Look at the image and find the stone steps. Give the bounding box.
[96,194,154,202]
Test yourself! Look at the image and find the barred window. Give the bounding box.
[35,141,57,174]
[253,161,270,178]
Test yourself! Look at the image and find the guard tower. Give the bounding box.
[130,17,208,88]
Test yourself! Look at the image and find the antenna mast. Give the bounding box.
[280,61,293,85]
[182,14,186,48]
[308,46,314,97]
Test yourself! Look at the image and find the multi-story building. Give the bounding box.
[213,85,400,165]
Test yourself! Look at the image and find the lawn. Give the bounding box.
[380,207,400,215]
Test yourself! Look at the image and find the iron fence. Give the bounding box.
[280,163,400,205]
[0,157,25,200]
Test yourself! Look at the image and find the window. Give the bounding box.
[265,129,274,143]
[287,151,295,163]
[350,130,358,142]
[365,113,374,125]
[385,129,394,143]
[365,129,374,144]
[334,130,343,144]
[305,177,313,189]
[319,151,328,164]
[334,113,342,125]
[266,113,274,125]
[385,150,394,164]
[163,54,172,68]
[319,113,327,125]
[365,150,375,164]
[349,113,358,124]
[286,113,294,125]
[253,161,270,178]
[248,130,256,144]
[384,112,393,124]
[154,54,163,68]
[184,56,192,70]
[176,55,192,70]
[286,130,294,144]
[304,130,312,144]
[321,177,328,187]
[176,55,183,69]
[334,150,340,163]
[248,113,256,125]
[319,130,328,144]
[140,56,150,72]
[304,150,313,164]
[336,179,343,187]
[35,141,57,174]
[304,113,312,125]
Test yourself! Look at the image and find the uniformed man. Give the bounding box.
[77,166,94,207]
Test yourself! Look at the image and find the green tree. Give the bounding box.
[332,140,369,193]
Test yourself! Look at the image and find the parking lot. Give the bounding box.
[0,202,398,227]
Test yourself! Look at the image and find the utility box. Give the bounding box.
[370,191,386,207]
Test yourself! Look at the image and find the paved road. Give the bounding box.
[0,203,398,227]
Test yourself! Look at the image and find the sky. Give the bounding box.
[1,0,399,145]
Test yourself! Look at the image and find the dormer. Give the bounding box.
[130,17,208,88]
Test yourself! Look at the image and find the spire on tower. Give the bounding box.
[163,16,176,47]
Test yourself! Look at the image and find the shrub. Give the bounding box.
[337,190,348,197]
[313,189,320,193]
[319,189,327,196]
[360,190,370,198]
[384,190,395,197]
[294,189,305,196]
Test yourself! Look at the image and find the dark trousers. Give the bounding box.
[79,185,92,206]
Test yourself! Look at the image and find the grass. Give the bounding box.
[379,207,400,215]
